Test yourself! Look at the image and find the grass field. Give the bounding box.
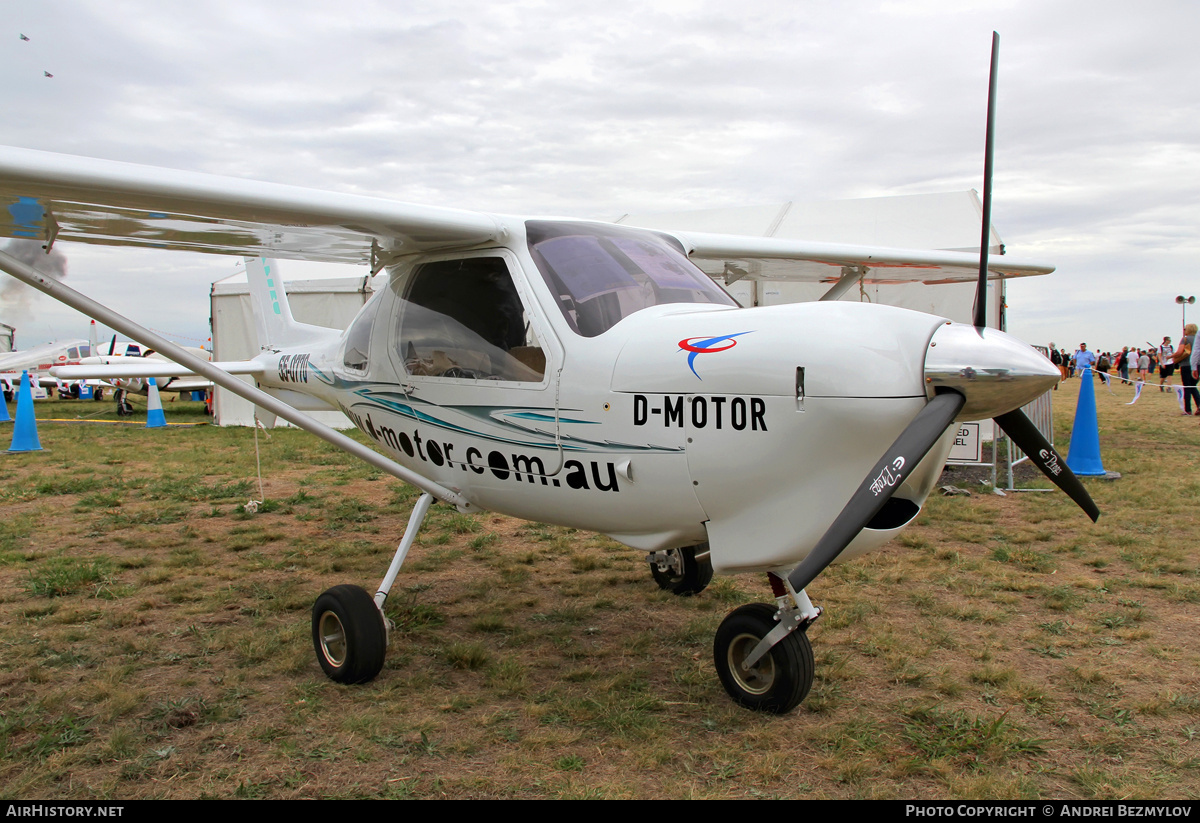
[0,380,1197,799]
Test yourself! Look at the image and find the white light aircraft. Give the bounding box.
[0,321,177,400]
[0,337,93,399]
[0,321,106,399]
[0,35,1097,713]
[9,328,213,408]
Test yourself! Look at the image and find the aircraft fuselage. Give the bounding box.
[245,219,1056,575]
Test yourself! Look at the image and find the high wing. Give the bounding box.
[1,145,1053,282]
[0,146,501,269]
[668,230,1054,285]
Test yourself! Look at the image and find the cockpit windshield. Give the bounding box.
[527,220,736,337]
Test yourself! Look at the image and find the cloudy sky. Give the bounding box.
[2,0,1198,354]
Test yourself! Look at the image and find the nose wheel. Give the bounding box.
[713,603,814,714]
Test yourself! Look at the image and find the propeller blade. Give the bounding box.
[788,391,966,593]
[972,31,1000,330]
[994,409,1100,522]
[108,334,117,356]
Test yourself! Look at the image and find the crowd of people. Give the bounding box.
[1047,324,1200,416]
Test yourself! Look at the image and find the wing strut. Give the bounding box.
[817,266,866,302]
[0,249,469,509]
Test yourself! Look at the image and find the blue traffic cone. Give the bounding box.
[0,383,11,423]
[145,378,166,428]
[8,371,42,452]
[1065,367,1106,476]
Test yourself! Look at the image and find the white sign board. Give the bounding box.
[947,422,982,464]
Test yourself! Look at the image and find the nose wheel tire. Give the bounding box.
[714,603,814,714]
[649,545,713,596]
[312,584,387,684]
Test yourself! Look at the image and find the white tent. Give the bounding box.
[210,273,376,427]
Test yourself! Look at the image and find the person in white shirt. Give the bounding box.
[1159,337,1175,391]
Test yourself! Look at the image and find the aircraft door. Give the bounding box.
[382,251,564,489]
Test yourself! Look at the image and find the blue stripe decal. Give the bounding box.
[347,386,679,454]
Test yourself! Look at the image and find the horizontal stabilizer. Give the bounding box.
[51,361,265,380]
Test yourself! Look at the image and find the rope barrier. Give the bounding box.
[1067,372,1190,411]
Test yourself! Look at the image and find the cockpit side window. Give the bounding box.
[343,290,383,372]
[526,220,736,337]
[393,257,545,382]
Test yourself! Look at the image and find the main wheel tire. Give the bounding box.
[649,545,713,596]
[713,603,814,714]
[312,584,387,684]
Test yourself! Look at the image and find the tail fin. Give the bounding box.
[244,257,327,350]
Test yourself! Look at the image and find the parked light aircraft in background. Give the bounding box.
[0,336,93,399]
[0,322,211,405]
[80,338,214,395]
[0,35,1097,712]
[74,341,214,414]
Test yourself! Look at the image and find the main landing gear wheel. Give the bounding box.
[649,545,713,596]
[114,390,134,416]
[713,603,814,714]
[312,584,387,685]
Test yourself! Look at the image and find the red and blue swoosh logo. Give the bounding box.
[678,332,753,379]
